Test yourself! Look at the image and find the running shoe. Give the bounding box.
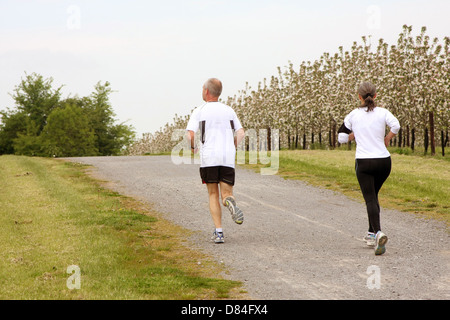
[224,196,244,224]
[364,232,376,247]
[212,230,224,244]
[375,231,388,255]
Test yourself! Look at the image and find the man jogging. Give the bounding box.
[186,78,245,244]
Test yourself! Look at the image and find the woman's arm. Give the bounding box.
[384,131,396,147]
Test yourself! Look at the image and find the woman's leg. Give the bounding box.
[373,157,392,200]
[356,159,381,233]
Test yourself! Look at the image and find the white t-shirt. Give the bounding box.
[186,102,243,168]
[339,107,400,159]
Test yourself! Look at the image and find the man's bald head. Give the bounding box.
[203,78,223,98]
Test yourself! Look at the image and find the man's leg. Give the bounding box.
[206,183,222,229]
[219,181,234,206]
[220,181,244,224]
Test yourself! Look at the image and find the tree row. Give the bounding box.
[0,73,135,157]
[128,25,449,156]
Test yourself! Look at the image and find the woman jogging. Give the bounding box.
[338,82,400,255]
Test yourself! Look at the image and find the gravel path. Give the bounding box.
[66,156,449,300]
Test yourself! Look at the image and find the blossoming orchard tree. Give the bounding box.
[128,25,449,156]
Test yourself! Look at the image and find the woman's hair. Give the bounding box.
[358,82,377,112]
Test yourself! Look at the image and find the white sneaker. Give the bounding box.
[364,232,376,247]
[375,231,388,255]
[224,197,244,225]
[211,230,224,244]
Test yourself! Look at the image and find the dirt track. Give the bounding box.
[66,156,449,300]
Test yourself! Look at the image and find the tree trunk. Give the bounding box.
[406,125,410,147]
[411,128,415,151]
[332,122,336,149]
[328,130,332,148]
[288,130,291,149]
[429,111,435,156]
[441,130,445,157]
[424,127,429,154]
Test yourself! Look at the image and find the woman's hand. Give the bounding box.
[384,131,396,147]
[349,133,355,141]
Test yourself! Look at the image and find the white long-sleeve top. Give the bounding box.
[338,106,400,159]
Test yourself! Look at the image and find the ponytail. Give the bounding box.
[362,94,376,112]
[357,82,377,112]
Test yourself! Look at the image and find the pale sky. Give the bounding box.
[1,0,449,137]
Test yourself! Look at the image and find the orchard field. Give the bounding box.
[128,25,449,157]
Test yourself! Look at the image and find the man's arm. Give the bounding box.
[235,128,245,148]
[186,130,197,153]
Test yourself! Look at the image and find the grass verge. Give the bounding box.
[0,155,245,300]
[242,149,449,226]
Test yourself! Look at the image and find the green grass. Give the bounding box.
[243,149,449,226]
[0,155,244,300]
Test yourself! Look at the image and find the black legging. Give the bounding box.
[355,157,391,233]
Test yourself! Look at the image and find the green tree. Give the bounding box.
[0,74,135,156]
[0,109,28,154]
[11,72,62,134]
[84,81,135,155]
[40,104,98,157]
[12,119,42,156]
[0,73,62,155]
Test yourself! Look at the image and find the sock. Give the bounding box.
[216,228,223,233]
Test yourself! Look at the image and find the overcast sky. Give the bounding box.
[1,0,449,137]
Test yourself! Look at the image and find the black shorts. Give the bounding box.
[200,166,235,186]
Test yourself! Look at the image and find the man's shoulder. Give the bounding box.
[189,104,207,117]
[192,104,205,112]
[208,101,231,108]
[219,102,237,113]
[203,102,235,113]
